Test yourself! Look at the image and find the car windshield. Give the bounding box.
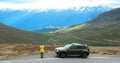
[64,44,71,49]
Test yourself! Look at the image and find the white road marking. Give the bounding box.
[89,57,110,59]
[0,61,11,63]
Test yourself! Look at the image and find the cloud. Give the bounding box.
[0,0,120,11]
[0,0,35,3]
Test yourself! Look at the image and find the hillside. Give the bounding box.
[52,8,120,46]
[0,23,49,44]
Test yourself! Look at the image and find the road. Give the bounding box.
[0,53,120,63]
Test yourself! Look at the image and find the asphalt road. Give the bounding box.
[0,53,120,63]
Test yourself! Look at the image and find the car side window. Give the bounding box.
[82,46,87,49]
[70,45,77,49]
[76,46,82,49]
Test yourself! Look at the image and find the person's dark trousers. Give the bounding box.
[40,52,44,58]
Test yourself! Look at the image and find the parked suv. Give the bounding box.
[55,43,90,58]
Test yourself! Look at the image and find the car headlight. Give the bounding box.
[55,49,59,52]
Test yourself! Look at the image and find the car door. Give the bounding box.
[67,45,78,55]
[76,46,83,55]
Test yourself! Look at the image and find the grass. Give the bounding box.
[0,23,51,44]
[90,46,120,55]
[55,24,88,33]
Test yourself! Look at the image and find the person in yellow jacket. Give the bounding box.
[40,45,45,58]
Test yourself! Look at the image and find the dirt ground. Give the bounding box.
[0,44,120,60]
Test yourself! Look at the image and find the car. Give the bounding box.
[55,43,90,58]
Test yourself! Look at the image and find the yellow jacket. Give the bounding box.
[40,45,45,53]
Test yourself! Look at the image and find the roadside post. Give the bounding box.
[40,45,45,58]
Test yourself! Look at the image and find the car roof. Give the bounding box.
[71,43,87,46]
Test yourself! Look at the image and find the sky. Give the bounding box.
[0,0,120,11]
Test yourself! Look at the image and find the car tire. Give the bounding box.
[59,53,66,58]
[81,53,88,58]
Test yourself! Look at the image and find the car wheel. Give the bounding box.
[59,53,66,58]
[81,53,88,58]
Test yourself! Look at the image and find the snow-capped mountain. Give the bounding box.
[0,6,112,31]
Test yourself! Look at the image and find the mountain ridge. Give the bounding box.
[51,7,120,46]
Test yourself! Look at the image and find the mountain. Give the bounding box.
[0,6,112,31]
[0,8,119,45]
[0,23,49,44]
[52,8,120,46]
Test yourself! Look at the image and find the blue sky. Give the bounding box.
[0,0,120,11]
